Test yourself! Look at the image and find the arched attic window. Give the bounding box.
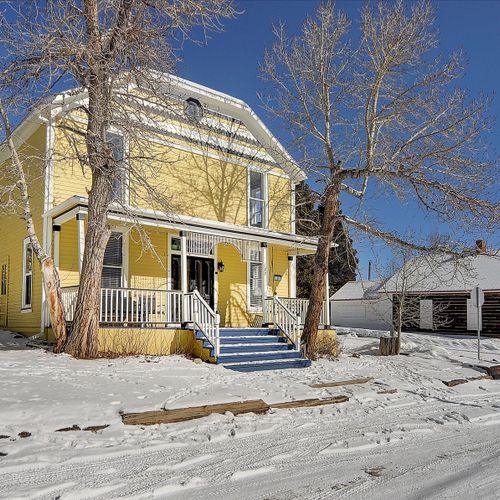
[184,97,203,122]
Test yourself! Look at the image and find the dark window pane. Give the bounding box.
[24,275,32,306]
[104,232,123,266]
[250,171,263,199]
[171,255,181,290]
[101,267,122,289]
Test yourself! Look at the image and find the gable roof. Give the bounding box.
[384,254,500,294]
[3,73,306,183]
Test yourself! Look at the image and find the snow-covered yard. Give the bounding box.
[1,329,499,499]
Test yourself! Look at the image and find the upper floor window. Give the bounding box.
[106,131,127,204]
[101,232,123,289]
[184,98,203,122]
[22,239,33,309]
[249,170,265,228]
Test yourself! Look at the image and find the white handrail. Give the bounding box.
[190,289,220,358]
[271,296,301,351]
[265,297,328,326]
[61,287,184,326]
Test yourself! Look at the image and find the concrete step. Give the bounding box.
[220,343,289,354]
[222,358,311,372]
[217,350,302,364]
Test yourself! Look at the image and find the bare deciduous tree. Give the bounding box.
[0,0,237,358]
[260,0,498,357]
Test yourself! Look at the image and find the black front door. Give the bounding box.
[188,257,214,309]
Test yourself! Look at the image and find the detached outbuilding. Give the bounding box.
[383,242,500,336]
[330,280,392,331]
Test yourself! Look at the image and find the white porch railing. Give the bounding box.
[190,289,220,357]
[264,297,328,326]
[62,287,185,325]
[268,296,301,351]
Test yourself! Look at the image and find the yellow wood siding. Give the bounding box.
[52,117,294,231]
[268,174,291,233]
[0,125,46,335]
[58,219,80,287]
[128,227,169,289]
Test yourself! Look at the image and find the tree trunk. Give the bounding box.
[64,171,112,358]
[302,180,340,358]
[379,336,400,356]
[0,99,67,351]
[41,258,67,353]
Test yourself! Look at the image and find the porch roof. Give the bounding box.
[44,196,326,255]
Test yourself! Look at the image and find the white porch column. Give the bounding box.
[76,213,85,274]
[288,255,296,298]
[180,231,188,294]
[53,224,61,271]
[324,270,331,327]
[260,242,268,312]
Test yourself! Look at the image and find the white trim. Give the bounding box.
[53,227,60,271]
[102,227,129,288]
[291,184,296,235]
[247,260,264,313]
[21,238,33,310]
[76,215,85,274]
[47,196,321,253]
[248,169,267,230]
[288,256,296,299]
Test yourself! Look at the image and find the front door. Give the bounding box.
[188,257,214,309]
[0,259,9,328]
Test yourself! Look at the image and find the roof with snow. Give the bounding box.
[331,280,382,301]
[383,253,500,294]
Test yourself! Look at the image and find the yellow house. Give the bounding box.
[0,74,331,369]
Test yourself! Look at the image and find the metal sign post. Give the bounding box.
[471,285,484,360]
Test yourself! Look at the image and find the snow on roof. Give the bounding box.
[384,253,500,294]
[331,280,382,301]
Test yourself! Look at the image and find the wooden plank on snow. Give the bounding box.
[122,399,270,426]
[271,395,349,409]
[309,377,372,389]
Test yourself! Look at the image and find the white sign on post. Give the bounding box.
[470,285,484,360]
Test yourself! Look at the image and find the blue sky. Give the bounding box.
[178,0,500,279]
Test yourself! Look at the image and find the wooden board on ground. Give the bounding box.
[309,377,372,389]
[271,395,349,409]
[122,399,270,426]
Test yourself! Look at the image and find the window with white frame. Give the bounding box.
[22,239,33,309]
[101,232,123,288]
[249,261,263,310]
[106,131,127,204]
[249,170,265,228]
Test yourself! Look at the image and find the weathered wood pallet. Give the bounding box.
[309,377,372,389]
[122,399,270,426]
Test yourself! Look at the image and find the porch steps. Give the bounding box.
[209,328,310,372]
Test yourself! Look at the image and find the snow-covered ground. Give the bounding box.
[1,329,499,499]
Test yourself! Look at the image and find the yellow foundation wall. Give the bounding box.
[0,125,46,335]
[98,327,195,356]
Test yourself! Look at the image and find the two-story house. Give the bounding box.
[0,74,331,369]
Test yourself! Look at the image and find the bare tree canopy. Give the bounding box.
[260,0,499,356]
[0,0,237,358]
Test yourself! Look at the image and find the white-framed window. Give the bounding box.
[169,235,182,291]
[101,231,124,289]
[248,261,263,310]
[249,170,266,228]
[21,238,33,309]
[106,131,127,204]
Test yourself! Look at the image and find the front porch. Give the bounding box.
[60,286,330,360]
[44,196,331,362]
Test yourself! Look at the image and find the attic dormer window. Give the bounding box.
[184,97,203,122]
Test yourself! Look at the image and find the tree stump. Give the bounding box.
[379,336,400,356]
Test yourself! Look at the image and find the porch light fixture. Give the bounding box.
[217,260,225,273]
[273,274,283,282]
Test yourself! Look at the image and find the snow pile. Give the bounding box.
[1,329,499,499]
